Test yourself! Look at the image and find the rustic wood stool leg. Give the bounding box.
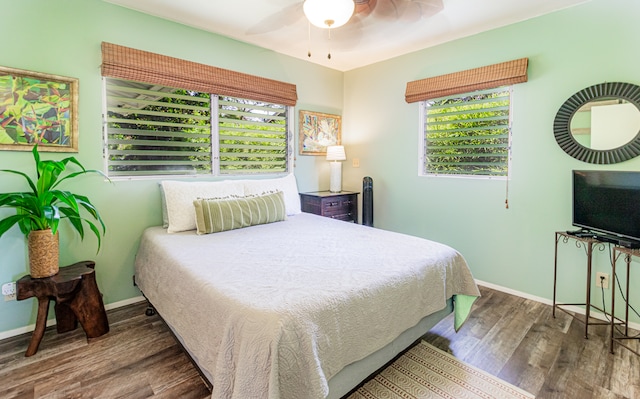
[69,270,109,338]
[26,297,51,357]
[54,301,78,333]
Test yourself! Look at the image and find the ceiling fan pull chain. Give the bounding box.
[328,27,332,59]
[307,21,312,57]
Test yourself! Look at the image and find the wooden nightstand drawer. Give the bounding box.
[300,191,359,223]
[323,199,348,212]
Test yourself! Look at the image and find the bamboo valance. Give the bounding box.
[405,58,529,103]
[101,42,298,106]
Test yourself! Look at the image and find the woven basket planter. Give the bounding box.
[28,229,59,278]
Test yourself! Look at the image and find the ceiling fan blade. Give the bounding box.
[410,0,444,19]
[386,0,444,22]
[354,0,376,17]
[371,0,403,20]
[358,0,443,21]
[330,17,366,50]
[245,2,303,35]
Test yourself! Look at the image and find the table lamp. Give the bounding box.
[326,145,346,192]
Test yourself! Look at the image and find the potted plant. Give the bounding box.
[0,145,107,278]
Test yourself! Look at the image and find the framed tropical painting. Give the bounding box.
[0,66,79,152]
[299,110,341,155]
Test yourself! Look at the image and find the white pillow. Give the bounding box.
[161,180,245,233]
[159,183,169,228]
[242,174,301,215]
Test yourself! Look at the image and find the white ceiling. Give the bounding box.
[104,0,589,71]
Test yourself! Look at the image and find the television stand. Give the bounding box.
[553,232,624,339]
[610,246,640,356]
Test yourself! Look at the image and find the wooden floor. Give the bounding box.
[1,286,639,398]
[424,287,640,399]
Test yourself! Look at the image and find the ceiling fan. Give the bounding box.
[246,0,444,35]
[245,0,443,59]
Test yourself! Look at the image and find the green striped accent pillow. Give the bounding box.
[194,191,286,234]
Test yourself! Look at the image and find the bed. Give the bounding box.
[134,175,480,399]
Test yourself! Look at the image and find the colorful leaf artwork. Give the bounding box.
[0,68,76,150]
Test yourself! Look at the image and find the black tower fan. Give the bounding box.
[362,176,373,227]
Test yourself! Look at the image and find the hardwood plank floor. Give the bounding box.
[0,302,210,399]
[1,286,639,398]
[423,286,640,399]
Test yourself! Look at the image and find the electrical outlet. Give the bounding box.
[352,158,360,168]
[596,272,609,289]
[2,282,16,301]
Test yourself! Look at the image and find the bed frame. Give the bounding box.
[140,289,453,399]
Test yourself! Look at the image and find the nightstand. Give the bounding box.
[300,191,359,223]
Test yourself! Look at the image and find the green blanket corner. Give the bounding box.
[453,294,479,332]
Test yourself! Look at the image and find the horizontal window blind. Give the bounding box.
[105,79,212,177]
[423,87,511,177]
[218,96,289,175]
[104,78,291,178]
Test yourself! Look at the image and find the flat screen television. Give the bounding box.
[573,170,640,247]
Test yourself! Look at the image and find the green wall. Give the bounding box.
[0,0,342,335]
[2,0,639,336]
[341,0,640,323]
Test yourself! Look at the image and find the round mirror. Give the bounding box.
[554,82,640,164]
[570,98,640,150]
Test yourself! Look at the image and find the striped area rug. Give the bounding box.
[347,341,535,399]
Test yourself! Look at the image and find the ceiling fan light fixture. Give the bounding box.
[303,0,355,29]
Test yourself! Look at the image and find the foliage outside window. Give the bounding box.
[420,86,512,178]
[103,77,292,178]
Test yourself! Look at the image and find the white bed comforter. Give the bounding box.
[134,213,479,399]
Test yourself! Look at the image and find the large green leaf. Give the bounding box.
[0,169,37,194]
[0,214,29,237]
[36,159,66,193]
[74,194,106,234]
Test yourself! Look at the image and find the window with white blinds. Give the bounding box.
[217,96,289,175]
[420,87,512,178]
[104,77,292,178]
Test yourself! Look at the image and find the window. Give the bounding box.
[419,86,512,178]
[103,78,292,178]
[405,58,527,179]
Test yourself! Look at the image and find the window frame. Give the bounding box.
[417,86,513,180]
[102,77,294,180]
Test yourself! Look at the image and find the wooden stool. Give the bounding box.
[17,260,109,356]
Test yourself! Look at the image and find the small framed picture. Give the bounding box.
[299,110,341,155]
[0,66,79,152]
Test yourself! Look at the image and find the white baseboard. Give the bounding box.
[0,296,146,341]
[3,282,638,342]
[104,295,146,311]
[475,279,640,331]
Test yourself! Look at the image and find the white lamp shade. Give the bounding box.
[326,145,346,161]
[303,0,355,29]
